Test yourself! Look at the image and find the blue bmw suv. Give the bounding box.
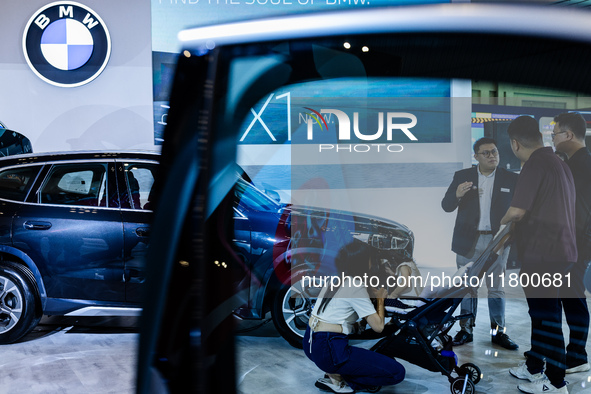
[0,151,158,343]
[0,150,414,347]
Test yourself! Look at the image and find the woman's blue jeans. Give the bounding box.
[303,327,405,390]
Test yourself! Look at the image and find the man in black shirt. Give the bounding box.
[552,112,591,374]
[502,115,577,394]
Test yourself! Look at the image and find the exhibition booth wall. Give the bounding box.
[0,0,154,153]
[0,0,483,268]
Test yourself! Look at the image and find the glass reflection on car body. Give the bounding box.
[0,152,157,344]
[138,3,591,393]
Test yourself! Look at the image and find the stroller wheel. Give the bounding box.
[450,377,475,394]
[457,362,481,384]
[364,386,381,393]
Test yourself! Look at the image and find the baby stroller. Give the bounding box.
[367,224,514,394]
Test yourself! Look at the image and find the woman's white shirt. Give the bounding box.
[311,281,376,334]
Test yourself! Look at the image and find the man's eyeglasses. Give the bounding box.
[477,148,498,158]
[551,130,568,139]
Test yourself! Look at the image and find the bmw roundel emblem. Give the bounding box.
[22,2,111,88]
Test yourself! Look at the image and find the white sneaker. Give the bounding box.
[510,362,546,382]
[517,378,568,393]
[565,363,590,374]
[315,377,354,393]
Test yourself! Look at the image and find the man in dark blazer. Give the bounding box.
[442,137,519,350]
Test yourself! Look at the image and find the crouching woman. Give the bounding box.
[303,240,405,393]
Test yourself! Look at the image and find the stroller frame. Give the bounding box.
[369,224,514,394]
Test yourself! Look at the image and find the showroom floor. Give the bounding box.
[3,271,591,394]
[2,316,138,393]
[236,289,591,394]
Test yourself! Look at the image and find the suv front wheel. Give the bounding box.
[0,262,40,344]
[271,277,318,349]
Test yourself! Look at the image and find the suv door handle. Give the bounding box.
[135,227,150,237]
[125,269,145,284]
[23,221,52,230]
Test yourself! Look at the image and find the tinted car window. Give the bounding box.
[40,163,107,207]
[0,128,33,157]
[0,166,41,202]
[122,163,156,210]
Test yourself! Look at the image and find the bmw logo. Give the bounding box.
[22,2,111,88]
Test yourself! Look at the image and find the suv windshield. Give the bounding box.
[234,177,281,213]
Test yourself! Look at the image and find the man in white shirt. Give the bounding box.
[442,137,519,350]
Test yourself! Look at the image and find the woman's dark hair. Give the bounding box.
[317,240,378,313]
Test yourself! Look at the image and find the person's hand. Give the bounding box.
[455,181,474,199]
[383,264,396,277]
[370,287,388,299]
[353,320,367,335]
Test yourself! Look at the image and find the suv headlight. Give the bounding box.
[390,236,410,250]
[369,234,409,251]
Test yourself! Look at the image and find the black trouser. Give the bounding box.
[562,261,590,368]
[525,297,566,386]
[522,262,573,387]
